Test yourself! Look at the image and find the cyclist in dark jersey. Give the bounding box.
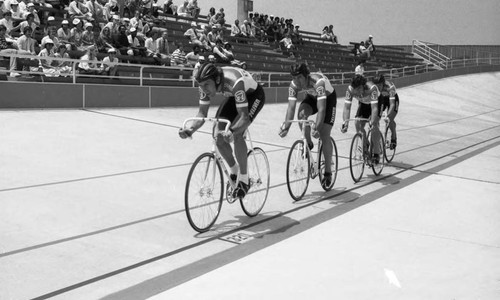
[279,63,337,189]
[341,74,382,164]
[373,74,399,149]
[179,63,265,199]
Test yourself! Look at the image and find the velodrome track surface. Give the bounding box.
[1,72,500,299]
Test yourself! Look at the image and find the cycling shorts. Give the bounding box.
[299,90,337,125]
[215,84,266,123]
[378,93,399,113]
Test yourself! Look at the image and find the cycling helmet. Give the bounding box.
[290,63,310,77]
[350,74,367,88]
[194,62,220,83]
[372,74,386,84]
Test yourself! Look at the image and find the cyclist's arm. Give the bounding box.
[230,82,250,135]
[342,89,353,124]
[283,84,298,130]
[314,83,327,132]
[369,86,380,126]
[387,86,397,116]
[189,88,210,132]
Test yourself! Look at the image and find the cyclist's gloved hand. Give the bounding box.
[312,129,320,139]
[341,122,348,133]
[219,130,234,143]
[179,128,193,139]
[278,127,289,138]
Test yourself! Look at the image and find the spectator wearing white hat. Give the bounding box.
[177,0,189,18]
[81,22,96,49]
[365,34,375,57]
[9,0,25,23]
[57,19,72,50]
[41,25,60,48]
[78,44,101,74]
[69,17,84,50]
[183,21,204,48]
[38,38,59,76]
[23,3,40,26]
[127,26,146,56]
[101,47,118,76]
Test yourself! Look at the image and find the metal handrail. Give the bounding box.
[2,53,499,88]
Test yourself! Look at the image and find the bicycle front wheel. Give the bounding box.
[318,137,338,191]
[185,153,224,233]
[241,147,270,217]
[349,133,365,183]
[286,140,310,201]
[384,125,396,163]
[369,131,385,176]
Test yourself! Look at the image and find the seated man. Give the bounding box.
[100,47,119,76]
[187,0,200,19]
[178,63,266,199]
[78,45,102,75]
[279,33,297,58]
[184,44,200,67]
[170,42,186,66]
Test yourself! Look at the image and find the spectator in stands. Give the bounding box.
[57,19,72,50]
[103,14,120,35]
[155,30,170,64]
[113,24,131,55]
[212,38,230,63]
[327,25,337,44]
[206,6,215,22]
[129,10,143,32]
[81,22,96,50]
[230,19,242,38]
[100,47,118,75]
[358,41,371,59]
[279,33,296,58]
[187,0,199,19]
[0,0,6,16]
[127,26,146,56]
[0,11,14,37]
[68,0,90,22]
[170,41,185,66]
[240,19,249,38]
[183,21,204,48]
[103,0,119,22]
[355,59,365,75]
[291,24,303,45]
[163,0,176,15]
[121,17,131,30]
[11,12,37,35]
[365,34,375,56]
[141,0,152,16]
[38,38,59,76]
[69,18,84,50]
[176,0,189,18]
[78,44,102,74]
[53,44,72,75]
[0,24,31,76]
[9,1,25,24]
[86,0,105,26]
[23,3,40,27]
[184,44,199,67]
[96,25,113,52]
[16,26,36,54]
[41,25,60,49]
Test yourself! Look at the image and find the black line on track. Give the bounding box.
[30,134,500,300]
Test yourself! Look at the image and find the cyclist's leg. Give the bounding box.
[354,103,370,149]
[388,94,399,144]
[298,95,316,149]
[215,97,238,178]
[320,91,337,176]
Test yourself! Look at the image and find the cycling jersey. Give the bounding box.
[198,66,265,122]
[199,66,259,109]
[344,82,379,105]
[288,72,335,102]
[378,81,399,113]
[378,80,397,100]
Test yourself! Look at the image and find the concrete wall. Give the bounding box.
[1,64,499,109]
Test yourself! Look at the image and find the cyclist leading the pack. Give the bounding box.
[178,63,265,199]
[373,74,399,150]
[278,63,337,188]
[341,74,382,164]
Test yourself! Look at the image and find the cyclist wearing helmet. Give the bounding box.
[372,74,399,149]
[178,63,265,199]
[340,74,382,164]
[278,62,337,189]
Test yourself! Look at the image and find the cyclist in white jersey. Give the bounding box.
[373,74,399,149]
[179,63,265,199]
[341,74,382,164]
[279,63,337,188]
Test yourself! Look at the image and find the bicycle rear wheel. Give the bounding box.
[384,125,396,163]
[240,147,270,217]
[185,153,224,233]
[286,140,310,201]
[349,133,365,183]
[318,137,338,191]
[369,130,385,176]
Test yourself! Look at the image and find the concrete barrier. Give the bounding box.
[1,64,499,109]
